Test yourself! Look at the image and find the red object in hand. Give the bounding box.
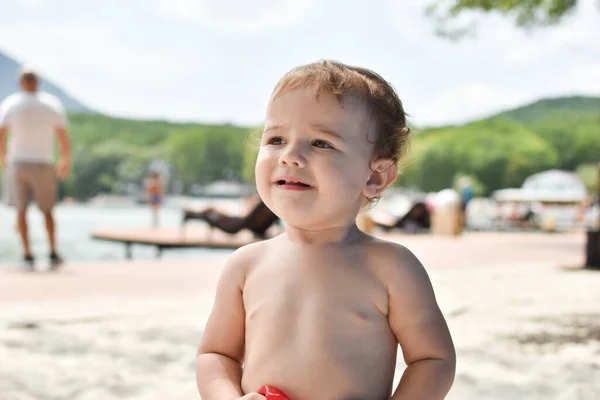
[257,384,290,400]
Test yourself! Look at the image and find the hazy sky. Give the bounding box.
[1,0,598,127]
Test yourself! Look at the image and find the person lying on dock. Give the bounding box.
[196,60,456,400]
[371,202,431,234]
[182,195,280,239]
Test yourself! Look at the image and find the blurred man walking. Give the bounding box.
[0,69,71,270]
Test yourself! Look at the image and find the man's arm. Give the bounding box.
[196,245,256,400]
[0,126,7,168]
[55,126,71,179]
[386,245,456,400]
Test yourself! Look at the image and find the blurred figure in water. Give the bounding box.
[145,171,163,228]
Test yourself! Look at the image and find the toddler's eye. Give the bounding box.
[266,137,285,145]
[313,140,333,149]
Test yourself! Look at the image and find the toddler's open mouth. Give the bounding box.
[275,178,313,190]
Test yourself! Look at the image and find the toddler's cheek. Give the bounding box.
[254,162,271,193]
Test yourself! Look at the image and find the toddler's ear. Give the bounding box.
[363,159,397,199]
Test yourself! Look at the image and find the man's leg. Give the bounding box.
[31,164,61,266]
[9,164,35,266]
[42,209,63,269]
[16,208,32,258]
[42,210,56,255]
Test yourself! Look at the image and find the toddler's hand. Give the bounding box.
[236,393,266,400]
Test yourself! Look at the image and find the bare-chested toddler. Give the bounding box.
[196,60,456,400]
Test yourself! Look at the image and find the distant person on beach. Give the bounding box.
[0,69,71,270]
[196,60,455,400]
[458,176,473,228]
[144,171,163,228]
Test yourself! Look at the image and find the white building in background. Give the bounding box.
[494,170,587,204]
[492,169,588,231]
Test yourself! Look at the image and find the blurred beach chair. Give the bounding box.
[181,199,280,239]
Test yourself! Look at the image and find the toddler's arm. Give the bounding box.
[386,245,456,399]
[196,248,251,400]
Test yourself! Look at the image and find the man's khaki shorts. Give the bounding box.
[2,162,57,212]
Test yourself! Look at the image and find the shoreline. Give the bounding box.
[0,229,587,268]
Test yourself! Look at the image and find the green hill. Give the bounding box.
[68,113,244,146]
[495,95,600,124]
[400,117,559,193]
[63,114,252,199]
[399,95,599,194]
[493,95,600,171]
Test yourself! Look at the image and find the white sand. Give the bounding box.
[1,232,599,399]
[0,295,215,400]
[433,264,600,400]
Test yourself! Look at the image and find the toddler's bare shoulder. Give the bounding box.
[225,236,280,272]
[365,237,429,287]
[216,238,280,291]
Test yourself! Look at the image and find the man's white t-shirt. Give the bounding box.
[0,91,67,164]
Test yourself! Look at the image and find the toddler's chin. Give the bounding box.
[277,212,320,231]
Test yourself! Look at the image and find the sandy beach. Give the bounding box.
[1,231,599,399]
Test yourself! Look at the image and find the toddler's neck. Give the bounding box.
[284,223,362,245]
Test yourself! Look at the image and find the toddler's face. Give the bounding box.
[255,88,376,230]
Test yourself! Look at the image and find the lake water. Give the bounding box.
[0,201,233,267]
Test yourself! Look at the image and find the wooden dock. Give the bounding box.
[91,225,260,259]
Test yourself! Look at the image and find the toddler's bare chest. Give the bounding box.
[241,252,397,399]
[243,252,388,330]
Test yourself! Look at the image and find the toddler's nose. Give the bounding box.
[279,144,307,168]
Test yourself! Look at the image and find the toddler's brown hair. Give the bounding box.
[271,59,411,166]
